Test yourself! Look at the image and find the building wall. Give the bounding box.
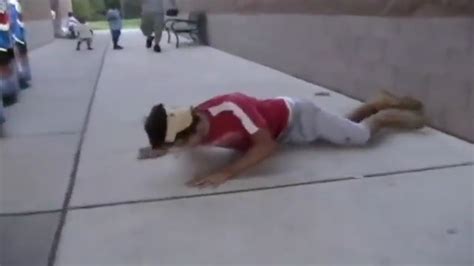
[20,0,54,49]
[203,14,473,141]
[176,0,474,16]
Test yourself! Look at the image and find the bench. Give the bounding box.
[164,13,205,48]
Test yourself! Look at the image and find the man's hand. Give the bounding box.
[187,129,278,189]
[187,171,232,188]
[137,147,167,160]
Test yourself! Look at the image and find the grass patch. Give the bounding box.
[89,18,140,30]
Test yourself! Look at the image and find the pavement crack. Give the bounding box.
[47,42,110,266]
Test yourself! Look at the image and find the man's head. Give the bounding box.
[68,12,73,17]
[144,104,200,149]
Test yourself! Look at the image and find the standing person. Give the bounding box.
[66,12,79,39]
[8,0,31,89]
[140,0,177,53]
[75,17,93,51]
[0,0,19,104]
[106,4,123,50]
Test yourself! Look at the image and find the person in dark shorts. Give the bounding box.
[106,4,123,50]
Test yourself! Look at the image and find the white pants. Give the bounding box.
[279,99,371,146]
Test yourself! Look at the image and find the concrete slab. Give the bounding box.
[71,31,474,207]
[0,213,60,266]
[0,134,78,214]
[1,36,108,137]
[56,166,474,265]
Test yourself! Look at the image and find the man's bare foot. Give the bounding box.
[367,109,426,133]
[374,90,424,112]
[348,90,425,123]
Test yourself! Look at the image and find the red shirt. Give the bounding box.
[196,93,290,151]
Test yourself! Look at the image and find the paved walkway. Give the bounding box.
[1,30,473,265]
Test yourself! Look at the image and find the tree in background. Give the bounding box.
[122,0,141,19]
[88,0,106,20]
[72,0,140,21]
[72,0,121,21]
[71,0,92,19]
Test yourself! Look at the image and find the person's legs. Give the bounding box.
[347,91,423,123]
[0,52,19,105]
[111,30,122,49]
[141,13,155,48]
[86,38,93,50]
[16,43,31,88]
[111,30,118,47]
[152,13,165,52]
[281,99,370,145]
[282,99,425,147]
[76,39,82,50]
[315,108,372,146]
[69,26,76,38]
[116,30,122,48]
[363,109,426,136]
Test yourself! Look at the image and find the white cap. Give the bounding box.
[165,107,193,143]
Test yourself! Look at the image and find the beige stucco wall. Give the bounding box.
[176,0,474,16]
[20,0,54,49]
[173,0,473,141]
[204,14,474,142]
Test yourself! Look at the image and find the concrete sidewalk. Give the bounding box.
[1,31,473,265]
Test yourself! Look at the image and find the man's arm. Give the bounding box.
[137,145,191,160]
[188,129,278,188]
[137,146,168,160]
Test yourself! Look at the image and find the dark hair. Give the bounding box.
[144,104,200,148]
[68,12,73,17]
[144,104,167,148]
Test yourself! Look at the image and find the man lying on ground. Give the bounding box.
[139,91,425,188]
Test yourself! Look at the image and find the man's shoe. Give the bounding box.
[146,37,153,48]
[153,44,161,53]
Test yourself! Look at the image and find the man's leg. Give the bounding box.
[0,51,19,105]
[282,100,371,145]
[364,109,426,136]
[141,13,155,48]
[111,30,117,47]
[316,108,373,146]
[347,91,423,123]
[296,100,425,147]
[115,30,123,49]
[76,39,81,50]
[87,38,93,50]
[111,30,123,49]
[152,13,165,52]
[69,26,76,38]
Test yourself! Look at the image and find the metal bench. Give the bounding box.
[165,13,205,48]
